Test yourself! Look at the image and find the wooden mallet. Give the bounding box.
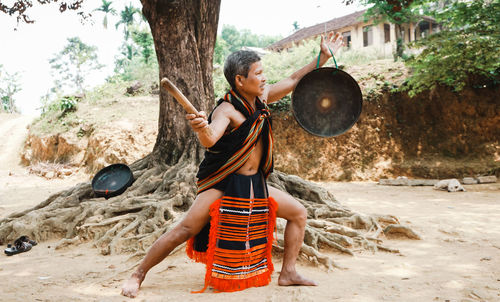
[160,77,211,135]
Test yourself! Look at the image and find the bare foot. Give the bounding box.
[278,269,317,286]
[121,274,143,298]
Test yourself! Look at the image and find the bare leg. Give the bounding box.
[268,186,317,286]
[121,188,223,298]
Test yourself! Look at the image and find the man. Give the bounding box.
[121,32,343,298]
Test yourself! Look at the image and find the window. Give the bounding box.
[363,26,373,47]
[342,31,351,48]
[384,24,391,43]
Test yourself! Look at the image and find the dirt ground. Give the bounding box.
[1,115,499,302]
[0,114,90,217]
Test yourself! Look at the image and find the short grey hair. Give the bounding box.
[223,50,261,89]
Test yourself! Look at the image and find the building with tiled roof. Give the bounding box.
[268,10,439,55]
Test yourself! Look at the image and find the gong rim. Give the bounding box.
[291,67,363,137]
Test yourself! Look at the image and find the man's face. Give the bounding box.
[238,61,266,97]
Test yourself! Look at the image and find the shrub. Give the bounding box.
[403,0,500,96]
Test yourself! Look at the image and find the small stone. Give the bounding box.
[405,179,439,186]
[480,257,492,261]
[476,175,497,184]
[379,178,408,186]
[462,177,478,185]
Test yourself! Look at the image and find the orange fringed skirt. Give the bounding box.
[187,172,278,293]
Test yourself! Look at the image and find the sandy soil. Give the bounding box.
[0,114,89,218]
[1,115,499,302]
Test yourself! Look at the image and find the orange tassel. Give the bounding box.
[205,269,272,292]
[186,237,208,264]
[192,199,221,293]
[191,197,278,293]
[267,197,278,272]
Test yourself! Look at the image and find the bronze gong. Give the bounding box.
[291,67,362,137]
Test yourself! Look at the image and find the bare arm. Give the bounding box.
[186,103,233,148]
[263,33,344,104]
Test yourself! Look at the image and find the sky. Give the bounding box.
[0,0,364,115]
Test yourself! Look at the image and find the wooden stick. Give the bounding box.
[160,77,199,115]
[160,77,211,136]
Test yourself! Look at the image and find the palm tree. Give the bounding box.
[115,3,141,40]
[93,0,117,29]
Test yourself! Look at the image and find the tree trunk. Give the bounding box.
[141,0,221,165]
[394,24,404,61]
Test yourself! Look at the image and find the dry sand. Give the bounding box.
[1,115,499,301]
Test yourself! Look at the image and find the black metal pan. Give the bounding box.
[92,163,134,199]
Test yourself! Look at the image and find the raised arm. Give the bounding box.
[263,32,344,104]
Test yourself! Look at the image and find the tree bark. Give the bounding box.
[141,0,221,165]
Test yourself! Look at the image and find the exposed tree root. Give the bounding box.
[266,171,420,263]
[384,224,422,240]
[0,157,419,269]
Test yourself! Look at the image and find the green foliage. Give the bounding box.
[336,47,393,66]
[403,0,500,96]
[213,25,282,65]
[111,3,148,75]
[394,38,405,61]
[85,80,131,104]
[115,2,142,40]
[1,96,9,112]
[130,25,155,64]
[113,23,157,85]
[0,64,22,113]
[49,37,104,94]
[40,95,79,116]
[111,49,159,87]
[267,95,292,112]
[214,38,230,68]
[263,40,320,84]
[33,105,79,135]
[212,65,229,101]
[93,0,117,29]
[34,94,81,135]
[58,96,78,113]
[361,0,428,25]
